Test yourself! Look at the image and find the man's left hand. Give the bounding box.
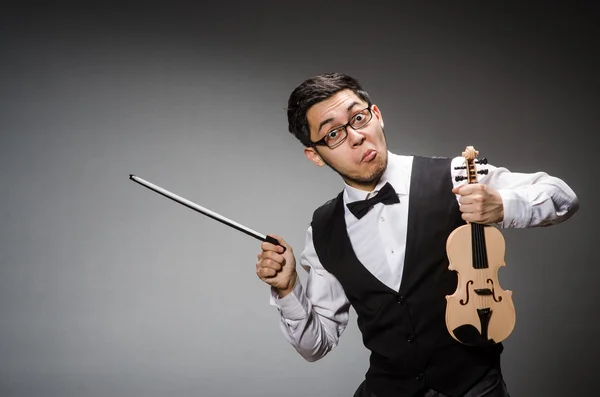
[452,184,504,224]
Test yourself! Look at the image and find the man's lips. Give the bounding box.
[362,149,377,162]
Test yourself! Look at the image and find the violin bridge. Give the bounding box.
[474,288,493,296]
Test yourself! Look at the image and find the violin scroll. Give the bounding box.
[462,146,478,162]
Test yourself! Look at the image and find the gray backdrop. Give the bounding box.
[1,2,597,396]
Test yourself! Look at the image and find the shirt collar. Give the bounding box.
[343,151,409,204]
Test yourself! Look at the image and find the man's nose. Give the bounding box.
[347,128,366,147]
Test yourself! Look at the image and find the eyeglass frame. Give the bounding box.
[309,102,374,149]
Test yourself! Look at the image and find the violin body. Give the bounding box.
[445,146,516,346]
[446,223,515,345]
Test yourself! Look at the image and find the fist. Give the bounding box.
[256,235,297,298]
[452,184,504,224]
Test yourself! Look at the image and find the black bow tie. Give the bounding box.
[346,182,400,219]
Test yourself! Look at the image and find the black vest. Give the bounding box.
[311,156,502,397]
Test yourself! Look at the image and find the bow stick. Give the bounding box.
[129,174,284,251]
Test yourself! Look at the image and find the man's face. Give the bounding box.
[304,89,388,191]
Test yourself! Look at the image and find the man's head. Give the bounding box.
[287,73,388,191]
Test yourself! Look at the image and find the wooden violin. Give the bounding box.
[445,146,516,346]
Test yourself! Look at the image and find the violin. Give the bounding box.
[445,146,516,346]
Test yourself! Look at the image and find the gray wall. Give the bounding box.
[1,2,597,396]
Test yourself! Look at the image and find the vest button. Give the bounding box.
[407,334,415,343]
[397,295,405,304]
[416,373,424,381]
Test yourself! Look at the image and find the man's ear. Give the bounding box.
[372,104,384,130]
[304,147,326,167]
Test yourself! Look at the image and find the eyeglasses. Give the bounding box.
[310,105,373,149]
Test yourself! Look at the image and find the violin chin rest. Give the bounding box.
[452,324,497,347]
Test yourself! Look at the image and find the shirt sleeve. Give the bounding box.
[450,156,580,228]
[268,225,351,362]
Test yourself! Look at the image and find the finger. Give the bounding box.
[261,236,285,254]
[461,213,473,223]
[256,261,274,280]
[460,200,485,213]
[258,267,278,279]
[453,183,480,195]
[463,212,489,224]
[261,250,284,264]
[259,257,284,272]
[268,234,283,244]
[459,203,474,213]
[268,234,287,253]
[452,184,465,194]
[458,195,476,206]
[454,184,479,196]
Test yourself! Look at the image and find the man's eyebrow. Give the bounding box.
[346,101,360,112]
[317,101,361,133]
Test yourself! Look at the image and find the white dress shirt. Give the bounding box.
[269,151,579,362]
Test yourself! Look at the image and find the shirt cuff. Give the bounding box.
[268,277,309,321]
[497,189,532,228]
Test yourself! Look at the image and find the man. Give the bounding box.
[255,73,579,397]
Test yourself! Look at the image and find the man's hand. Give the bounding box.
[256,234,298,298]
[452,184,504,224]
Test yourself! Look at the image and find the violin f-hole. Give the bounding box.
[487,279,503,303]
[460,280,473,305]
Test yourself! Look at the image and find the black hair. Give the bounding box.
[286,73,371,147]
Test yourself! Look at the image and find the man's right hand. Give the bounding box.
[256,234,297,298]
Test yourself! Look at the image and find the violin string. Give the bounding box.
[477,224,486,332]
[469,160,483,318]
[475,158,490,338]
[479,197,488,329]
[478,162,491,331]
[481,225,488,311]
[473,159,487,335]
[476,223,484,316]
